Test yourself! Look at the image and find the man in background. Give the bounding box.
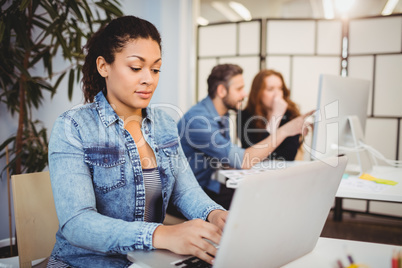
[177,64,309,209]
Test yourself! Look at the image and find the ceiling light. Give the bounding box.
[334,0,355,13]
[322,0,334,19]
[229,1,252,21]
[197,17,209,26]
[382,0,399,15]
[211,1,242,22]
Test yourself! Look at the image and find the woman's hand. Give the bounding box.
[271,96,288,119]
[267,96,288,132]
[207,209,228,231]
[280,110,315,137]
[152,218,223,264]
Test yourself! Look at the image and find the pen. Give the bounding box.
[347,254,354,265]
[392,249,399,268]
[399,249,402,268]
[345,253,360,268]
[337,259,344,268]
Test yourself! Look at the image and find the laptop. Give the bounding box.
[127,155,348,268]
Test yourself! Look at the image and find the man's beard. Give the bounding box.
[223,95,243,112]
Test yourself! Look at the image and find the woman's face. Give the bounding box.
[101,38,162,118]
[261,74,284,110]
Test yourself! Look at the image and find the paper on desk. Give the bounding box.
[220,169,268,180]
[359,173,398,185]
[220,169,268,188]
[339,176,392,193]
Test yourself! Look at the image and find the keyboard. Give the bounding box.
[173,256,212,268]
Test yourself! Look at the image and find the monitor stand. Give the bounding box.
[343,115,373,175]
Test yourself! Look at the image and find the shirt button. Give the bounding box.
[155,147,159,152]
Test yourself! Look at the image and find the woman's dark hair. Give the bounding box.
[82,15,162,103]
[244,69,300,129]
[207,64,243,99]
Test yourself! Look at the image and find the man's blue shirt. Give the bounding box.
[177,96,245,193]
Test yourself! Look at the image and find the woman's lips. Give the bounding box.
[136,91,152,98]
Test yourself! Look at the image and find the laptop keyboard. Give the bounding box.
[173,256,212,268]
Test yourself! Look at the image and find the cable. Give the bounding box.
[359,142,402,167]
[330,142,402,168]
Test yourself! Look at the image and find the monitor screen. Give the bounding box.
[309,74,371,173]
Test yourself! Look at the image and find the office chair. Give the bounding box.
[12,171,59,268]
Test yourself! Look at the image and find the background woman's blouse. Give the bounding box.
[237,109,300,161]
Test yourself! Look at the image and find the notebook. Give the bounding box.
[127,155,348,268]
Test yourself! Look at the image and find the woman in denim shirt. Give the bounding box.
[48,15,227,268]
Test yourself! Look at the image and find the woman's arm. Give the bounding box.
[242,110,314,169]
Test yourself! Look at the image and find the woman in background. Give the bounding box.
[237,69,302,161]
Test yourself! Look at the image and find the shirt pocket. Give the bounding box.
[160,140,180,178]
[84,147,126,194]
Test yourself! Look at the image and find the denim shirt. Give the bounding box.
[48,91,223,268]
[177,97,245,194]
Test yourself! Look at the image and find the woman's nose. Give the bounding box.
[141,70,154,85]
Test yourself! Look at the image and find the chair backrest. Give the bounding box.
[12,171,59,268]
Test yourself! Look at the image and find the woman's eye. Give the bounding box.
[152,69,161,74]
[130,67,141,71]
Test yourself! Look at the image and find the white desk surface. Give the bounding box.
[127,237,400,268]
[219,160,402,203]
[336,165,402,202]
[283,237,401,268]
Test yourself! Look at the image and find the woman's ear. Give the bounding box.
[216,84,228,99]
[96,56,108,78]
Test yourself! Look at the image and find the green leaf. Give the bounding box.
[68,69,74,101]
[30,47,50,67]
[67,0,84,21]
[53,72,67,94]
[95,2,123,17]
[39,0,59,20]
[81,0,93,18]
[56,31,70,60]
[0,0,123,176]
[0,136,16,153]
[0,20,5,42]
[76,65,82,83]
[13,60,31,80]
[19,0,31,11]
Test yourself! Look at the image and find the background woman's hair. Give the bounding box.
[244,69,300,129]
[207,64,243,99]
[82,15,162,103]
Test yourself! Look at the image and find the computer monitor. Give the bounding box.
[309,74,372,174]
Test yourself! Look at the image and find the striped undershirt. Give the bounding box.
[143,167,163,222]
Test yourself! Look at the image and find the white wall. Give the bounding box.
[0,0,197,240]
[197,15,402,218]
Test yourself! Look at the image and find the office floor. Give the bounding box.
[321,211,402,246]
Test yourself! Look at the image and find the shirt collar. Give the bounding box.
[202,96,229,118]
[202,96,229,125]
[95,91,153,127]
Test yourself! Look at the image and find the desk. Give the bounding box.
[334,165,402,221]
[217,161,402,221]
[284,237,401,268]
[128,238,400,268]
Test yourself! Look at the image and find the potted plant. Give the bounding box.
[0,0,123,261]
